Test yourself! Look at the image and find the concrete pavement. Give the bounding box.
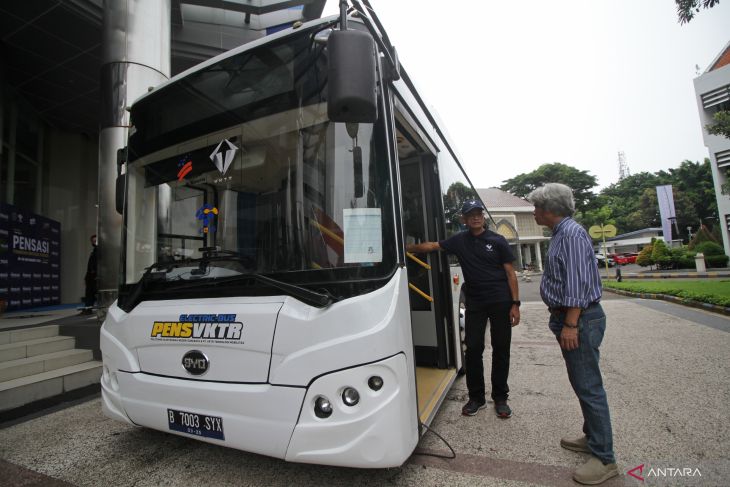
[1,286,729,486]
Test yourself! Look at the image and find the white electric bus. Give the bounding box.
[101,1,483,468]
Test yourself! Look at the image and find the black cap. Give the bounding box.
[461,199,485,215]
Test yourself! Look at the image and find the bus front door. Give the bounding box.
[400,153,458,425]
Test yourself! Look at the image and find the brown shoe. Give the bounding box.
[560,435,590,453]
[573,456,619,485]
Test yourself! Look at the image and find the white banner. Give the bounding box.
[656,185,676,243]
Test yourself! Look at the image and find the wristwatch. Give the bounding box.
[511,300,521,307]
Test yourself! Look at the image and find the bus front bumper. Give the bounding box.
[286,353,418,468]
[101,353,417,468]
[102,369,306,459]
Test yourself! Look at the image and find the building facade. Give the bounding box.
[478,187,549,271]
[603,228,662,254]
[694,41,730,257]
[0,0,326,309]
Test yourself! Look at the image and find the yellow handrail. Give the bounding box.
[406,252,431,270]
[408,283,433,302]
[311,220,344,244]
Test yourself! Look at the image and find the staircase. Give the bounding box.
[0,324,102,415]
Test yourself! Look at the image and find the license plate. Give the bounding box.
[167,408,225,441]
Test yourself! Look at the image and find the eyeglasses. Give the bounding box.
[464,212,484,220]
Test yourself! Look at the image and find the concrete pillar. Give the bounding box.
[535,242,543,271]
[695,253,707,273]
[98,0,170,310]
[524,244,532,267]
[5,103,17,204]
[0,88,4,186]
[35,125,44,213]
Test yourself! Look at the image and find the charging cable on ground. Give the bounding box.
[413,422,456,459]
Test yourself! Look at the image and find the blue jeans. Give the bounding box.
[549,303,615,464]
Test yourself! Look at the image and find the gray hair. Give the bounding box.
[526,183,576,217]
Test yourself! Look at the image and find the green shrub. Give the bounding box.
[688,226,720,250]
[706,254,729,268]
[603,280,730,307]
[676,257,695,269]
[695,241,724,256]
[651,240,671,269]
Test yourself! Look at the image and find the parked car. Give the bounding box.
[595,252,614,267]
[614,252,639,265]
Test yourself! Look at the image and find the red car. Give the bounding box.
[614,253,638,265]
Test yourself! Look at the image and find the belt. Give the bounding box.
[548,306,570,314]
[548,302,599,314]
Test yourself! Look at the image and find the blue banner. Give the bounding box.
[0,203,61,311]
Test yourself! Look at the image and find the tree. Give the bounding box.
[636,243,654,268]
[675,0,720,24]
[499,159,717,237]
[706,110,730,139]
[631,187,699,241]
[593,172,667,233]
[591,160,716,236]
[663,160,717,223]
[578,205,615,231]
[442,182,478,233]
[500,163,598,213]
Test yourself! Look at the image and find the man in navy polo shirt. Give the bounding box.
[406,199,520,418]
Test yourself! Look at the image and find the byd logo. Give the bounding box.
[182,350,209,376]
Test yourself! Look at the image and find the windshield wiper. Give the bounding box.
[188,247,250,275]
[119,253,250,312]
[118,261,178,313]
[120,254,337,311]
[239,273,336,308]
[167,271,337,308]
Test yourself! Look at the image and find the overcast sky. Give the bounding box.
[322,0,730,190]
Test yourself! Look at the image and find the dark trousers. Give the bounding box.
[84,278,97,308]
[464,301,512,402]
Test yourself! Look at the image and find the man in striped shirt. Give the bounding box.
[527,183,618,485]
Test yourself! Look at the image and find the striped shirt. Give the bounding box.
[540,217,602,309]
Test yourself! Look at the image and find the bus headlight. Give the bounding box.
[368,376,383,391]
[314,396,333,418]
[342,387,360,406]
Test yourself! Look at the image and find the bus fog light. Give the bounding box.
[314,396,333,418]
[342,387,360,406]
[368,376,383,391]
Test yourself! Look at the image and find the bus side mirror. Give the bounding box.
[115,174,125,215]
[328,29,378,123]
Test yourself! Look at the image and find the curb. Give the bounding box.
[601,272,730,280]
[627,272,729,279]
[603,287,730,316]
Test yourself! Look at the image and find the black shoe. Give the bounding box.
[462,399,486,416]
[495,400,512,418]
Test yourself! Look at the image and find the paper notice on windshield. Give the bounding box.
[343,208,382,263]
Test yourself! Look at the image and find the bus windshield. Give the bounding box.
[119,25,396,305]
